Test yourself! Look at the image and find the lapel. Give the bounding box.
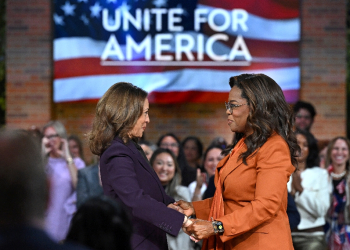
[116,137,167,198]
[218,143,258,184]
[219,144,246,183]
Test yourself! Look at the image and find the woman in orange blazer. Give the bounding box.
[176,74,299,250]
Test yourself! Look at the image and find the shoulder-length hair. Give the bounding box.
[294,129,319,168]
[150,148,182,198]
[325,136,350,170]
[88,82,148,156]
[42,120,67,139]
[223,74,299,167]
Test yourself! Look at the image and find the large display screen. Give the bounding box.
[53,0,300,103]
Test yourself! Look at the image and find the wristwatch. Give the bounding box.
[212,220,224,234]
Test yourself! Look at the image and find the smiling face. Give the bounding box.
[130,98,150,138]
[152,152,176,186]
[331,138,350,169]
[296,133,309,164]
[226,86,250,134]
[204,148,224,177]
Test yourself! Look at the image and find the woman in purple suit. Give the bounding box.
[88,82,191,250]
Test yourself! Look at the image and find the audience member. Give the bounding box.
[324,136,350,249]
[188,145,223,201]
[150,148,193,250]
[157,133,195,186]
[66,196,132,250]
[76,163,104,208]
[68,135,86,163]
[42,121,86,242]
[139,140,157,161]
[0,130,88,250]
[182,136,203,169]
[293,101,318,146]
[288,130,329,250]
[293,101,317,132]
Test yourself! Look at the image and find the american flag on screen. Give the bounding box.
[53,0,300,103]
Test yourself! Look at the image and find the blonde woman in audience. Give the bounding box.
[42,121,86,242]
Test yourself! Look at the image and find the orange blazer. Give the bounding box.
[193,133,295,250]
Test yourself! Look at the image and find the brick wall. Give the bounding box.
[6,0,347,164]
[6,0,52,128]
[300,0,347,142]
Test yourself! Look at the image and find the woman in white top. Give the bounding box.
[188,145,223,201]
[288,129,330,250]
[150,148,193,250]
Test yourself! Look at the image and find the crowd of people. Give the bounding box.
[1,74,350,250]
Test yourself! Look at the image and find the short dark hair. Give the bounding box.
[66,196,132,250]
[293,101,316,118]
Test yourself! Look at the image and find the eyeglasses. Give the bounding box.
[295,114,311,120]
[225,102,247,114]
[45,134,59,139]
[160,143,179,148]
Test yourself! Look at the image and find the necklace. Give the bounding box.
[331,171,347,179]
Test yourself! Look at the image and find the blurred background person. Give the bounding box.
[76,161,103,208]
[182,136,203,170]
[288,129,329,250]
[293,101,317,132]
[293,101,318,146]
[66,196,132,250]
[89,82,191,250]
[324,137,350,249]
[150,148,193,250]
[157,133,195,186]
[68,134,86,164]
[0,130,88,250]
[139,140,157,161]
[188,145,224,201]
[42,121,86,242]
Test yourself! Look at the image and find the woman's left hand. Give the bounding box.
[184,219,216,240]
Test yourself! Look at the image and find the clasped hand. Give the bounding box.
[169,200,215,241]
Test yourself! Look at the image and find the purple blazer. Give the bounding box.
[100,136,184,250]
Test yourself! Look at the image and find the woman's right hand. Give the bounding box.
[174,200,195,217]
